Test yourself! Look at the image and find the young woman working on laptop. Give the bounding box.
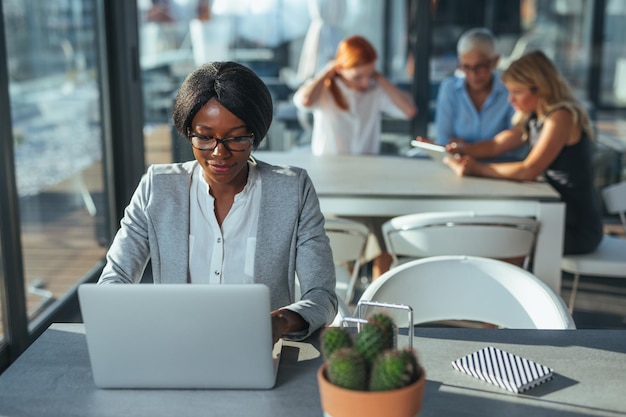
[98,62,338,343]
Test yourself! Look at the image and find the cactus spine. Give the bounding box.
[321,313,422,392]
[369,349,419,391]
[399,348,422,382]
[354,322,387,367]
[321,327,353,359]
[326,347,368,391]
[368,312,397,350]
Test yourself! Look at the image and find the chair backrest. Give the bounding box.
[356,256,575,330]
[324,217,370,303]
[602,180,626,232]
[382,211,539,268]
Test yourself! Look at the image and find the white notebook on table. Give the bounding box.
[78,283,282,389]
[452,346,553,394]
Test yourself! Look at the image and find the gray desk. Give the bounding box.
[1,324,625,417]
[253,151,565,293]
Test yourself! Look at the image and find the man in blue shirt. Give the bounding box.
[435,28,526,160]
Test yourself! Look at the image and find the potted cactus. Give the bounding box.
[317,313,426,417]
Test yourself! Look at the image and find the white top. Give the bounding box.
[294,78,408,155]
[188,162,262,284]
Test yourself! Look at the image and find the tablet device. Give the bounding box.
[410,140,450,164]
[78,283,282,389]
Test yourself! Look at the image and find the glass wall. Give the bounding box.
[428,0,593,112]
[136,0,625,160]
[429,0,625,112]
[0,241,4,344]
[137,0,408,161]
[603,0,626,107]
[1,0,107,341]
[427,0,622,185]
[1,0,624,369]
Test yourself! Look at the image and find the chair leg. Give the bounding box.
[568,272,581,314]
[345,265,360,305]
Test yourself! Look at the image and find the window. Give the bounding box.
[1,0,107,342]
[137,0,403,159]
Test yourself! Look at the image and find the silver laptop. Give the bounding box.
[78,283,282,389]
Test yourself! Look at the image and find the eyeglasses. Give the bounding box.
[458,60,492,74]
[188,133,254,152]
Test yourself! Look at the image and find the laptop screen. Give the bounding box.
[78,283,281,389]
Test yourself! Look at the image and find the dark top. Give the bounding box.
[528,112,603,255]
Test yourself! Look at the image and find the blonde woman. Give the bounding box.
[443,50,603,255]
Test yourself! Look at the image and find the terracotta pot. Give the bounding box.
[317,364,426,417]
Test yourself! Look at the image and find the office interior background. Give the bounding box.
[1,0,625,373]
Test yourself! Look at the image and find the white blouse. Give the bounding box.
[294,78,408,156]
[188,162,262,284]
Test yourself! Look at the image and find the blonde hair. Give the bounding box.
[326,35,377,111]
[501,50,594,140]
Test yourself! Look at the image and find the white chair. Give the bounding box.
[330,296,354,327]
[562,180,626,312]
[356,255,576,330]
[324,217,370,304]
[382,211,540,269]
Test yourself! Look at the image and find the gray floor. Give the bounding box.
[566,218,626,329]
[561,272,626,329]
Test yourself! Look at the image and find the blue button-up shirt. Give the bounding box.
[434,74,527,160]
[435,74,515,144]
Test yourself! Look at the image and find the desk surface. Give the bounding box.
[254,151,565,293]
[253,151,560,201]
[1,324,624,417]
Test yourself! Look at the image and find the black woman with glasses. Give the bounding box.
[428,28,526,161]
[98,62,338,345]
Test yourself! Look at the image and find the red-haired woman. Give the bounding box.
[293,35,417,156]
[293,35,417,279]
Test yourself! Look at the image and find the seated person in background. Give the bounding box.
[293,34,417,156]
[98,61,338,343]
[442,50,603,255]
[435,28,525,161]
[293,35,418,280]
[146,0,175,23]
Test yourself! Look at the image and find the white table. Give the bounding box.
[254,151,565,293]
[0,323,624,416]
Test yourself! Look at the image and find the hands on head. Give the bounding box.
[322,60,338,80]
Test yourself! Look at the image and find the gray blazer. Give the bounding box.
[99,159,338,339]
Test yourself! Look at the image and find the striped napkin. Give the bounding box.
[451,346,553,393]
